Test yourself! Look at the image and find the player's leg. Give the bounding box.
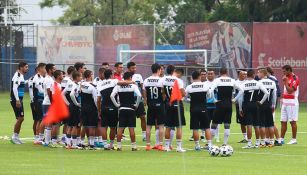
[136,102,146,141]
[164,127,171,151]
[108,108,118,150]
[242,105,253,149]
[175,103,186,152]
[129,110,137,151]
[258,106,266,147]
[222,101,232,146]
[11,100,25,144]
[190,111,200,150]
[287,105,298,144]
[145,106,154,150]
[116,109,127,151]
[280,104,288,144]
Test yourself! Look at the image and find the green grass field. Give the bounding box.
[0,92,307,175]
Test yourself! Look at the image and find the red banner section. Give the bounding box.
[185,22,252,78]
[95,25,154,76]
[252,22,307,102]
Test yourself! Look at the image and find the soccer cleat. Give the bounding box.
[164,147,171,152]
[152,145,159,150]
[242,145,253,149]
[34,141,43,145]
[254,144,259,149]
[274,142,282,146]
[17,138,24,144]
[267,144,274,148]
[65,145,73,149]
[281,140,285,144]
[10,137,21,144]
[238,139,248,143]
[176,148,186,153]
[145,145,151,151]
[195,146,201,151]
[189,136,194,141]
[117,148,122,151]
[203,144,210,150]
[259,144,266,148]
[221,144,227,147]
[142,137,146,142]
[287,140,297,145]
[157,145,164,151]
[88,145,96,150]
[131,148,139,151]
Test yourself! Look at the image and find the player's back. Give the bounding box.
[161,75,184,101]
[144,76,163,105]
[258,78,276,105]
[98,79,118,108]
[241,79,260,103]
[117,84,138,108]
[186,81,210,111]
[32,74,44,101]
[213,76,235,101]
[80,81,97,109]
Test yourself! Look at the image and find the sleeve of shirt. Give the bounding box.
[110,86,119,107]
[143,79,147,90]
[12,75,21,101]
[291,78,299,91]
[185,85,190,96]
[139,75,144,84]
[178,79,184,89]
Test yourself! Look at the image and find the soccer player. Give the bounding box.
[280,65,299,145]
[200,69,207,82]
[162,66,186,152]
[266,67,282,146]
[60,66,76,144]
[27,68,38,142]
[114,62,124,81]
[185,71,212,151]
[102,62,109,69]
[143,64,165,151]
[257,68,277,148]
[80,70,98,149]
[111,72,142,151]
[235,70,248,143]
[33,63,46,144]
[74,62,86,75]
[93,68,105,86]
[127,62,147,141]
[97,69,119,150]
[238,70,269,149]
[41,63,56,146]
[10,61,29,144]
[67,71,82,149]
[209,68,243,146]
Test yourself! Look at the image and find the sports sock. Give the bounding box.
[102,140,108,146]
[110,140,114,147]
[80,137,85,145]
[39,133,44,141]
[170,130,175,145]
[223,129,230,145]
[142,131,146,139]
[210,129,216,138]
[66,134,71,146]
[164,139,170,149]
[89,136,94,146]
[207,140,212,148]
[34,135,39,141]
[243,133,247,140]
[94,136,98,143]
[195,140,200,147]
[44,127,51,144]
[98,136,103,143]
[131,142,137,149]
[117,141,122,149]
[176,139,182,149]
[51,136,57,145]
[201,130,205,137]
[248,139,252,146]
[261,139,265,145]
[155,129,159,146]
[270,139,274,145]
[13,133,18,139]
[215,125,220,139]
[72,135,77,146]
[255,139,260,145]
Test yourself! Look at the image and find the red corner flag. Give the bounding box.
[43,84,69,124]
[170,80,183,105]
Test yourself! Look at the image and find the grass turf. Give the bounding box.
[0,92,307,175]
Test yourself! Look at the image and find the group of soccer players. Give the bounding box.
[10,61,299,152]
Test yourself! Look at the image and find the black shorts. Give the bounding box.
[11,100,24,118]
[30,102,38,120]
[136,102,146,118]
[61,105,69,125]
[101,107,118,128]
[81,107,98,127]
[242,102,259,126]
[165,102,186,128]
[147,103,165,126]
[207,108,215,121]
[67,105,81,127]
[34,99,43,121]
[213,100,232,124]
[190,109,210,130]
[118,109,136,128]
[258,104,274,128]
[42,104,50,119]
[236,104,247,125]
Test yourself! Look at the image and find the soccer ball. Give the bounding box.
[220,145,234,157]
[209,145,220,156]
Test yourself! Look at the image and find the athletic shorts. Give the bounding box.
[207,108,215,121]
[213,100,232,124]
[190,109,210,130]
[61,105,69,125]
[42,104,50,119]
[236,103,246,125]
[30,102,38,121]
[281,104,299,122]
[67,105,81,127]
[136,102,146,118]
[242,102,259,126]
[118,109,136,128]
[34,99,43,121]
[165,102,186,128]
[147,103,165,126]
[258,104,274,128]
[10,100,24,118]
[101,107,118,128]
[81,107,98,127]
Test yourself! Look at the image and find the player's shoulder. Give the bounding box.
[133,73,143,79]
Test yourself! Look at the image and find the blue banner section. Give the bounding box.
[155,45,186,64]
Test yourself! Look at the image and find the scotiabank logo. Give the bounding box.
[258,53,307,68]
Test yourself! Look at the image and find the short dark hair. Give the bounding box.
[37,63,46,69]
[61,70,66,75]
[102,62,109,66]
[192,71,200,80]
[282,65,292,72]
[114,62,123,68]
[166,65,175,75]
[74,62,85,71]
[53,70,62,79]
[175,68,184,75]
[104,69,113,79]
[207,68,215,73]
[247,69,255,78]
[83,70,92,79]
[123,71,133,80]
[220,67,228,75]
[199,69,207,74]
[99,68,106,74]
[18,61,28,69]
[266,66,274,75]
[127,62,136,69]
[72,71,81,80]
[67,66,76,75]
[151,63,161,74]
[46,63,55,73]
